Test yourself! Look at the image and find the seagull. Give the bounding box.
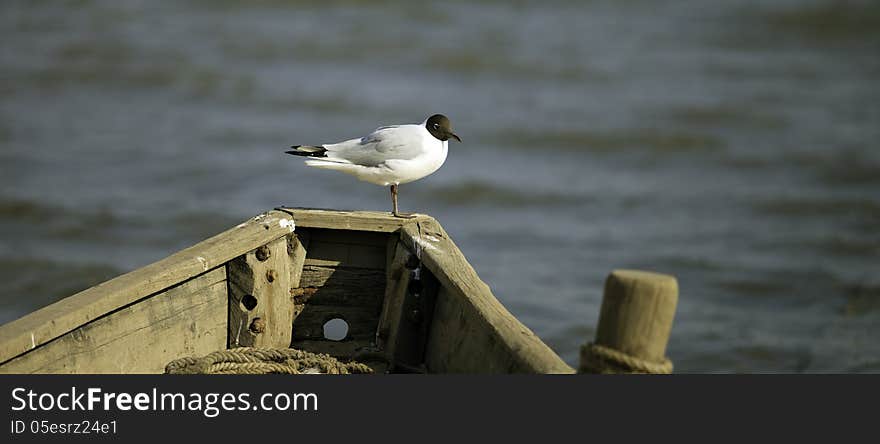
[286,114,461,218]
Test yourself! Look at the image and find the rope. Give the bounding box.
[165,347,374,375]
[580,342,673,374]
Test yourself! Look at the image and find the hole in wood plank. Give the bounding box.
[241,294,258,311]
[323,318,349,341]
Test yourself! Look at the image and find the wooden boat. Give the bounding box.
[0,208,575,374]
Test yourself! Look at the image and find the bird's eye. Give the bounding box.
[433,123,439,129]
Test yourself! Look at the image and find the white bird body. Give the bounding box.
[304,122,448,186]
[287,114,460,217]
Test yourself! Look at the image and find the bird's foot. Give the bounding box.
[392,211,418,219]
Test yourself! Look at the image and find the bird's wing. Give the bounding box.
[325,125,424,167]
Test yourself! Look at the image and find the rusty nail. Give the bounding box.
[249,318,265,334]
[255,245,270,261]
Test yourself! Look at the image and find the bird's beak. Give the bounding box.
[450,133,461,143]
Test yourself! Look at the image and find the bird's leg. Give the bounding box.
[390,184,398,215]
[390,184,416,218]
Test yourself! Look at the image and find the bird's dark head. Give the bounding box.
[425,114,461,143]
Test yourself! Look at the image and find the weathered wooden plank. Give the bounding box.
[308,228,389,247]
[227,237,294,348]
[288,231,310,328]
[288,232,309,288]
[375,242,414,363]
[386,232,400,274]
[400,219,574,374]
[296,265,385,307]
[305,241,386,269]
[280,208,431,233]
[426,286,517,373]
[289,339,371,359]
[291,305,380,341]
[0,268,227,374]
[0,210,296,364]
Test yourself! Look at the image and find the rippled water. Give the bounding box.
[1,0,878,372]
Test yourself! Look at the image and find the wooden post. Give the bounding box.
[580,269,678,374]
[376,241,414,363]
[227,235,302,348]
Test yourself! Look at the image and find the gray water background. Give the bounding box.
[1,0,878,372]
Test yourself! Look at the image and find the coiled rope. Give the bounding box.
[165,347,374,375]
[580,342,673,374]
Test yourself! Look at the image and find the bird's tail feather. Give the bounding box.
[285,145,327,157]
